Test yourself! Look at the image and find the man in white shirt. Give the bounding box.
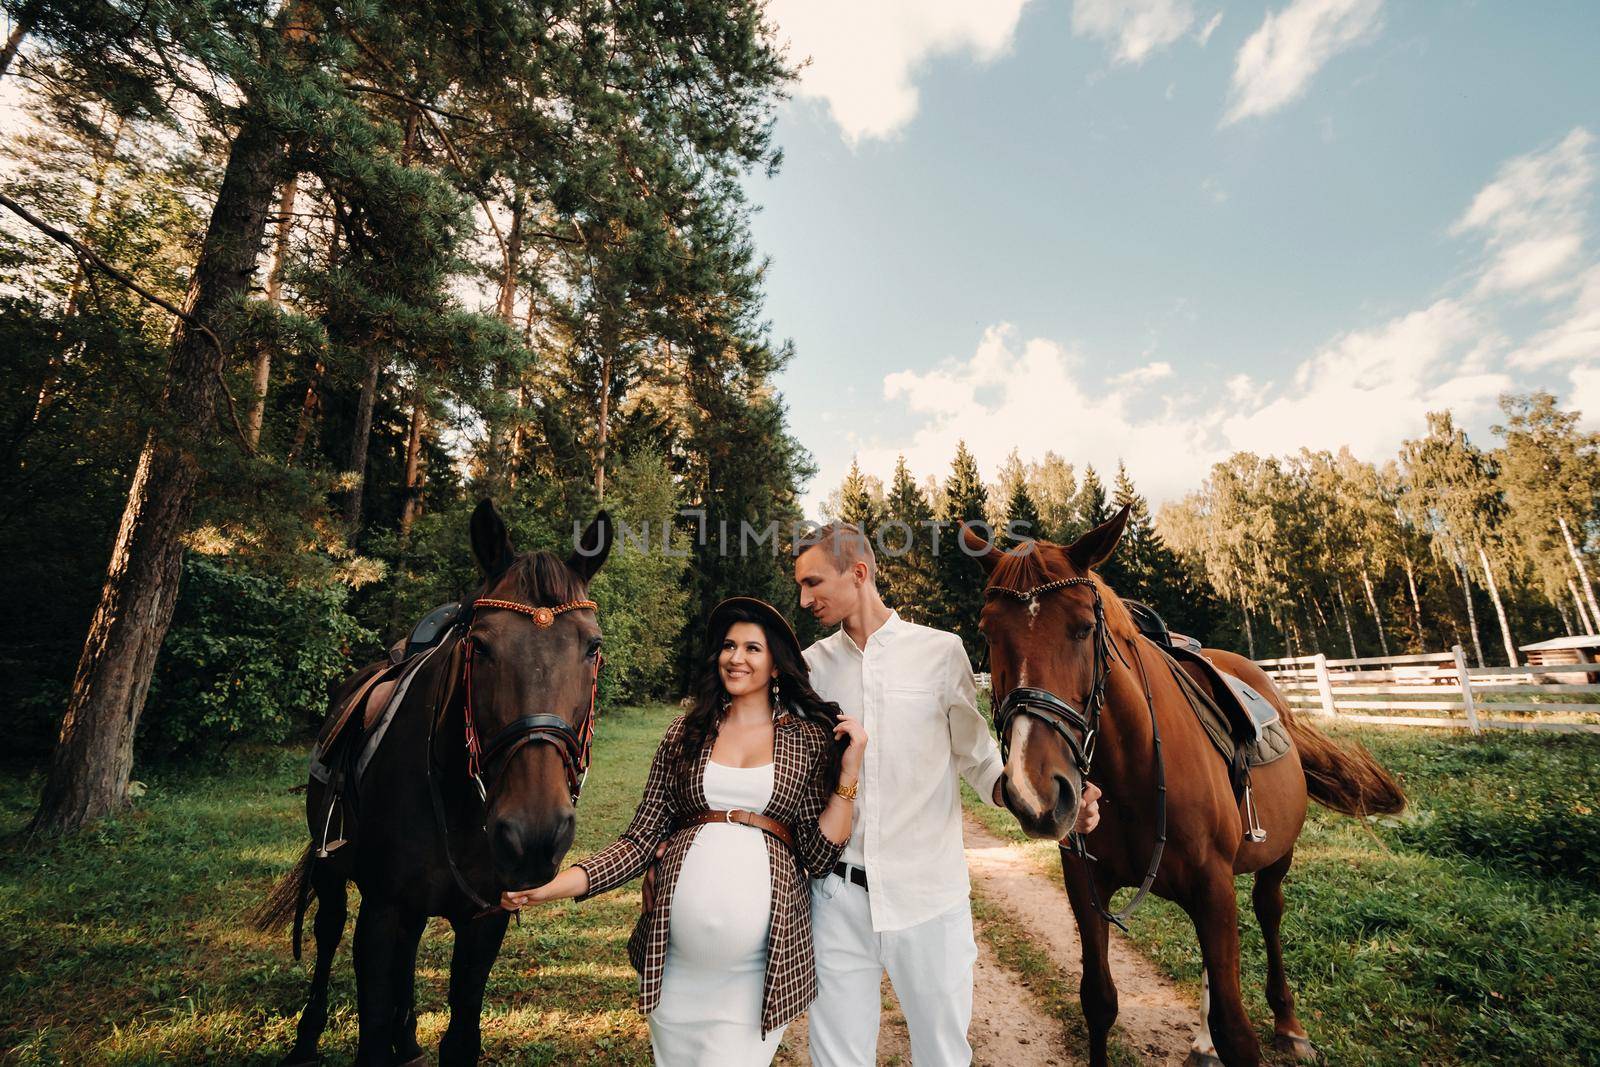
[793,522,1100,1065]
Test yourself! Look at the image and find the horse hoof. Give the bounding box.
[1273,1034,1321,1062]
[1183,1051,1224,1067]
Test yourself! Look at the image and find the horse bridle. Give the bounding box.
[462,596,602,807]
[985,574,1167,933]
[425,593,601,915]
[989,577,1113,779]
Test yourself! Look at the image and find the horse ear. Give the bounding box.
[959,521,1004,576]
[567,510,613,583]
[470,498,516,581]
[1066,505,1130,573]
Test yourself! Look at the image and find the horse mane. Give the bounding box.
[504,550,590,606]
[986,540,1138,639]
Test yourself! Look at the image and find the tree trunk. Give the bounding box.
[1335,578,1359,660]
[398,386,426,538]
[1241,603,1255,659]
[1475,542,1518,667]
[1569,577,1594,634]
[1360,567,1391,656]
[1457,558,1486,668]
[1402,554,1425,648]
[1558,516,1600,629]
[0,12,31,80]
[1557,598,1575,637]
[341,345,383,530]
[31,114,283,835]
[246,175,298,448]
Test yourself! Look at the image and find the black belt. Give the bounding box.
[831,861,868,891]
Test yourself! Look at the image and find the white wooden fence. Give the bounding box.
[1255,645,1600,734]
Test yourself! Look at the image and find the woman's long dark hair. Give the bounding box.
[676,604,847,792]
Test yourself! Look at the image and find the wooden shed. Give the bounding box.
[1518,635,1600,684]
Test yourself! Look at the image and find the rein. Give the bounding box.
[425,594,601,915]
[987,576,1167,932]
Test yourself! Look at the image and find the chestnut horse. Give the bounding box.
[254,500,612,1066]
[962,509,1404,1067]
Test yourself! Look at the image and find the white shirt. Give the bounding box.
[803,609,1004,932]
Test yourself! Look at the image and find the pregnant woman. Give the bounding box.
[502,596,865,1065]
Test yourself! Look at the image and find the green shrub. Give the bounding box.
[140,555,375,753]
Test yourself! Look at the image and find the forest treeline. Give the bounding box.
[0,0,814,831]
[823,393,1600,673]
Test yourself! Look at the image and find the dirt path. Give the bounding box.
[777,939,1076,1066]
[777,816,1197,1065]
[963,813,1199,1064]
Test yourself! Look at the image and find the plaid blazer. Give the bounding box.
[573,709,844,1036]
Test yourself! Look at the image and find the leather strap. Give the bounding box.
[832,861,868,890]
[685,808,795,849]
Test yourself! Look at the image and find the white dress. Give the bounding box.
[648,759,783,1065]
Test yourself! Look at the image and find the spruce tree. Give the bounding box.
[1075,463,1111,534]
[936,440,990,662]
[879,455,939,624]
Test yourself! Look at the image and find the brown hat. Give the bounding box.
[706,596,805,669]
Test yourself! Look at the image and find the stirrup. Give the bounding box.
[1243,783,1267,843]
[317,791,348,857]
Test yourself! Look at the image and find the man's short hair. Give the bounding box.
[793,521,877,582]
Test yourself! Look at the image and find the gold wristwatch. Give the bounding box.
[834,779,859,801]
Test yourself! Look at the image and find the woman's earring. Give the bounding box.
[770,676,780,705]
[719,689,732,712]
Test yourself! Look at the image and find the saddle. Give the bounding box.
[1124,599,1290,842]
[306,602,467,855]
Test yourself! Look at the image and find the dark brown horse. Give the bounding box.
[962,509,1404,1067]
[254,500,612,1066]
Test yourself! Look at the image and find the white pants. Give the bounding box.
[807,873,978,1066]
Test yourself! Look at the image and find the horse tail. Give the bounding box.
[252,843,315,959]
[1282,706,1406,816]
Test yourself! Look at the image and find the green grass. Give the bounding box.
[6,709,1597,1065]
[0,706,683,1065]
[963,723,1600,1065]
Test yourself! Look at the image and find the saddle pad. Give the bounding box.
[1163,652,1292,770]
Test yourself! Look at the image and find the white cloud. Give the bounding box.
[1453,127,1594,298]
[1071,0,1198,65]
[844,302,1507,512]
[766,0,1031,145]
[1219,300,1509,459]
[1110,360,1174,387]
[1569,364,1600,429]
[1510,266,1600,369]
[1196,10,1224,46]
[1222,0,1384,125]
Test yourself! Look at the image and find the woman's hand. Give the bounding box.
[500,884,551,911]
[833,715,867,783]
[500,865,590,911]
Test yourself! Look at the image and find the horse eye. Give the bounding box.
[586,637,603,659]
[1074,625,1094,642]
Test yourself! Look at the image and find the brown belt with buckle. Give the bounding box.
[685,808,795,849]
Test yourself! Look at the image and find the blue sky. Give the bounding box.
[748,1,1600,517]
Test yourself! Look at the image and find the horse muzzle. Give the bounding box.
[489,808,576,890]
[1002,762,1083,840]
